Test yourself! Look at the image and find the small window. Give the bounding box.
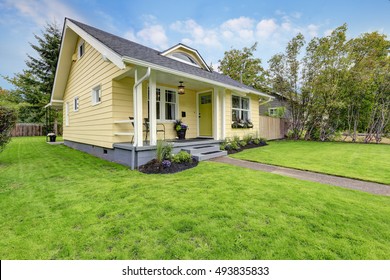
[92,85,101,105]
[268,108,278,117]
[78,41,85,58]
[74,97,79,112]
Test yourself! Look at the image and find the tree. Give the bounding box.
[4,22,61,124]
[218,43,268,92]
[268,33,307,140]
[0,106,17,153]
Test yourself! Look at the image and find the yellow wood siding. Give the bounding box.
[224,90,260,139]
[63,39,123,148]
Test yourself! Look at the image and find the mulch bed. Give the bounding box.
[139,158,199,174]
[226,141,268,155]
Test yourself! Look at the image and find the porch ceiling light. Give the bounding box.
[178,81,185,95]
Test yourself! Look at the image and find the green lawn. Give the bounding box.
[232,140,390,185]
[1,137,390,260]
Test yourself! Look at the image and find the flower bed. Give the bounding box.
[139,158,198,174]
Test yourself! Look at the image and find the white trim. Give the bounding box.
[221,90,226,139]
[160,43,210,71]
[122,56,271,98]
[73,96,79,112]
[91,84,102,105]
[213,87,219,140]
[65,102,69,126]
[77,40,85,59]
[66,19,125,69]
[232,94,251,122]
[268,107,278,117]
[149,71,157,146]
[166,54,202,68]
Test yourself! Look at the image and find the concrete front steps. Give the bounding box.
[182,144,227,161]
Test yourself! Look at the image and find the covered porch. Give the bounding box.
[112,65,228,149]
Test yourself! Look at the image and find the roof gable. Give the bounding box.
[160,44,211,71]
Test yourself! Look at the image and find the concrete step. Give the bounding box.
[182,145,220,155]
[192,150,228,161]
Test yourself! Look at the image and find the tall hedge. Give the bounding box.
[0,106,17,153]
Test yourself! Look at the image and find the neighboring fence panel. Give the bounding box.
[11,123,44,137]
[259,116,289,140]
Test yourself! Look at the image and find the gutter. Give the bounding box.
[131,67,151,170]
[259,96,273,105]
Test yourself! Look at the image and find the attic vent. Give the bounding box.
[168,52,200,67]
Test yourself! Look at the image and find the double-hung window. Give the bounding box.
[92,85,101,105]
[148,86,178,121]
[232,95,250,122]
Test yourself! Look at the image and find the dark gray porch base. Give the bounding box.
[64,139,222,169]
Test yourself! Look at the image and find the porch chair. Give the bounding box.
[128,117,165,143]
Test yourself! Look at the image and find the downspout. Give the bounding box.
[131,67,151,170]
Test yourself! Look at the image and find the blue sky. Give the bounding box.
[1,0,389,89]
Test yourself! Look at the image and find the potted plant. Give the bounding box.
[174,119,188,140]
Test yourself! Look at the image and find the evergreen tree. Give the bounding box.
[4,22,61,123]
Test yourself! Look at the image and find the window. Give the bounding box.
[148,86,177,121]
[65,102,69,126]
[232,95,250,122]
[167,52,200,68]
[78,41,85,58]
[268,108,278,117]
[92,85,101,105]
[74,97,79,111]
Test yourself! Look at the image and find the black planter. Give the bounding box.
[177,129,187,140]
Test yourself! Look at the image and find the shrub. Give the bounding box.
[172,151,192,163]
[243,134,253,144]
[156,141,173,162]
[0,106,17,153]
[253,138,260,145]
[230,141,240,150]
[239,140,247,147]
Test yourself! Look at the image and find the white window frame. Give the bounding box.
[65,102,69,126]
[232,95,250,122]
[91,85,102,105]
[78,40,85,59]
[73,96,79,112]
[148,86,179,122]
[268,107,278,117]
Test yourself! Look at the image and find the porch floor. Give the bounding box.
[113,138,221,151]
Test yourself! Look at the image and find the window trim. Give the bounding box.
[232,95,251,122]
[91,85,102,105]
[73,96,79,112]
[148,85,179,122]
[268,107,278,117]
[78,40,85,59]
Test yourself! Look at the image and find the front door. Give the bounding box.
[198,92,212,137]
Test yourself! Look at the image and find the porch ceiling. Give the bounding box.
[114,67,222,92]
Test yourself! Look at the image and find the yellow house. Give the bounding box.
[48,18,272,169]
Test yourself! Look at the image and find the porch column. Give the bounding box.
[221,89,226,139]
[133,67,144,147]
[213,87,220,140]
[149,70,157,146]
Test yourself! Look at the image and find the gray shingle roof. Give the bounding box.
[68,18,266,95]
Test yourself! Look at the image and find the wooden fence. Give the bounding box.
[259,116,289,140]
[11,123,44,137]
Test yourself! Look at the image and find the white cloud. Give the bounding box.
[256,19,278,38]
[4,0,84,27]
[324,28,334,36]
[137,25,169,50]
[307,24,319,37]
[170,19,221,48]
[220,16,254,40]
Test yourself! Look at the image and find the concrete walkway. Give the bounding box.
[211,157,390,196]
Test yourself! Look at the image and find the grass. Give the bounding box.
[232,140,390,185]
[1,137,390,260]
